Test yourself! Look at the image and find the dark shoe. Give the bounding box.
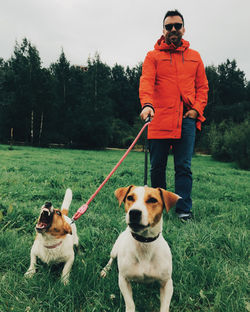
[177,212,192,222]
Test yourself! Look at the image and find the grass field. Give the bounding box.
[0,144,249,312]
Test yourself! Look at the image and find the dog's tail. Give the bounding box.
[61,188,72,216]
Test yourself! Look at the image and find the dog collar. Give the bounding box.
[131,232,160,243]
[44,240,63,249]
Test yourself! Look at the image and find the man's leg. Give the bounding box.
[172,117,196,215]
[149,139,171,189]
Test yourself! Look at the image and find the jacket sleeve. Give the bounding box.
[192,57,209,119]
[139,51,157,108]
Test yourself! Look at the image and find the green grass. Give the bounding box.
[0,144,249,312]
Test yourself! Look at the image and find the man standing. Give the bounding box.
[139,10,209,221]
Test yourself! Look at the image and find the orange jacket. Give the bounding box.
[139,36,209,139]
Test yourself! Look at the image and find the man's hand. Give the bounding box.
[140,107,154,121]
[184,109,198,119]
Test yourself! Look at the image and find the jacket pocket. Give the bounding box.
[150,106,177,131]
[183,56,199,77]
[156,57,173,77]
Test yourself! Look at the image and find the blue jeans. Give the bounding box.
[149,117,196,214]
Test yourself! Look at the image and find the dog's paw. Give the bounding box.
[100,268,107,278]
[63,279,70,286]
[61,275,70,285]
[24,269,35,278]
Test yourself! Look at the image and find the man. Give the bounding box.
[139,10,208,221]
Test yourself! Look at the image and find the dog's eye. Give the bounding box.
[56,211,61,216]
[146,197,158,204]
[127,195,134,201]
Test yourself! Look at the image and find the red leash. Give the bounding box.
[71,119,151,222]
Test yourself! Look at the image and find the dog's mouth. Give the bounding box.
[36,202,54,233]
[128,223,149,233]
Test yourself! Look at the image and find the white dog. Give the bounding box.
[101,185,180,312]
[25,188,79,285]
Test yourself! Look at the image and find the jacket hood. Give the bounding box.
[154,35,190,52]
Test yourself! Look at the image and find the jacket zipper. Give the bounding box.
[175,53,182,131]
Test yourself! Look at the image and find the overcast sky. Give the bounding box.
[1,0,250,80]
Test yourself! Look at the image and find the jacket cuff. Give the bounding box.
[141,103,155,113]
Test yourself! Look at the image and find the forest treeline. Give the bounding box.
[0,39,249,168]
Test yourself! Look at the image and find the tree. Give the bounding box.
[1,38,250,151]
[204,65,221,123]
[2,38,46,144]
[204,60,249,124]
[217,59,246,106]
[50,50,71,143]
[73,54,113,148]
[246,81,250,101]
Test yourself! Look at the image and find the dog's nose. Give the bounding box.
[44,202,52,208]
[129,209,142,223]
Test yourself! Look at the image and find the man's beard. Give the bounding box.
[165,31,182,47]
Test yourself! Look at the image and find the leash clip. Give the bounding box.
[71,204,89,222]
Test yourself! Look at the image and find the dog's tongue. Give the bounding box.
[36,222,48,229]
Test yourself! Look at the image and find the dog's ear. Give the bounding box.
[61,209,68,216]
[158,188,181,213]
[63,221,72,235]
[115,185,134,206]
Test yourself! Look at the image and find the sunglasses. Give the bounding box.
[164,23,183,31]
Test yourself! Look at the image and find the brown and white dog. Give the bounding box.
[101,185,180,312]
[25,188,79,285]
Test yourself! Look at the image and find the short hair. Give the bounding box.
[163,10,184,27]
